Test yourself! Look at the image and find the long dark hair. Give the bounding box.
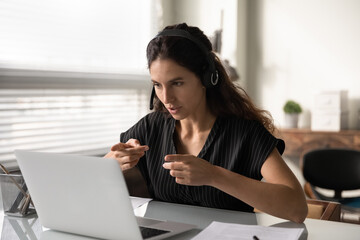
[147,23,275,133]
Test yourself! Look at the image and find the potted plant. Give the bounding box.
[283,100,302,128]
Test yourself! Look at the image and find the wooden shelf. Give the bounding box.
[276,128,360,159]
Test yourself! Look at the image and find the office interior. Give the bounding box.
[0,0,360,235]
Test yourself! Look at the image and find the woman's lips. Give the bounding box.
[167,106,181,114]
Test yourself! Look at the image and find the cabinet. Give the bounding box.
[276,128,360,159]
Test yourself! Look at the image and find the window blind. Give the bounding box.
[0,86,150,170]
[0,0,160,170]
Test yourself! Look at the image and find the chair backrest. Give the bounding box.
[302,148,360,191]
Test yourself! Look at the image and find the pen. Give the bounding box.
[253,236,260,240]
[0,163,28,197]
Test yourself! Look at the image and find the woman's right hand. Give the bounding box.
[104,139,149,171]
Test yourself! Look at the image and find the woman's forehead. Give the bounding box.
[150,59,198,83]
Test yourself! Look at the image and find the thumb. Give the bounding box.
[126,138,141,147]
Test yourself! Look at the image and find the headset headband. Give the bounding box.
[156,29,210,57]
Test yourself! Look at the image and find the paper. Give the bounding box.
[191,221,304,240]
[130,197,152,217]
[130,196,152,209]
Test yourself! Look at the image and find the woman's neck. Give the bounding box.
[176,108,216,137]
[175,110,216,155]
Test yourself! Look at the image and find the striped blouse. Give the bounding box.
[120,112,285,212]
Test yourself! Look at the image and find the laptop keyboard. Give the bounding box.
[140,226,170,239]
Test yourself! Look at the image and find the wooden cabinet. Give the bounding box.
[276,128,360,159]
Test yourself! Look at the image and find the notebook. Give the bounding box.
[15,150,196,240]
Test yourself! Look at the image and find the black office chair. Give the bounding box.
[301,148,360,223]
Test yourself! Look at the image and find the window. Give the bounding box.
[0,70,152,170]
[0,82,150,170]
[0,0,158,73]
[0,0,159,170]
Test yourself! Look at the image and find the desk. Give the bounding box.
[1,200,360,240]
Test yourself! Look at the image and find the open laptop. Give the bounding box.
[15,150,196,240]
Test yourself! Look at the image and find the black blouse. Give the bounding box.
[120,112,285,212]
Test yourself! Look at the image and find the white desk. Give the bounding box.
[1,200,360,240]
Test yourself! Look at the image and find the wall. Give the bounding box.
[161,0,360,129]
[247,0,360,129]
[160,0,245,87]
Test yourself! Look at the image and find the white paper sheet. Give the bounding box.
[130,197,152,217]
[191,221,304,240]
[130,196,152,209]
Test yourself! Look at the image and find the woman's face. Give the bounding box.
[150,58,207,120]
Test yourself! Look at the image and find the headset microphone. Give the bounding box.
[149,87,155,110]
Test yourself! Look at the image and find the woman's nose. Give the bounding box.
[162,88,174,104]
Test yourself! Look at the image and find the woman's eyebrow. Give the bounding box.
[151,77,183,84]
[169,77,183,82]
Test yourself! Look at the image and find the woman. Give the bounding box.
[105,23,308,223]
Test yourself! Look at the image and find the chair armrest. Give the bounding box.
[307,199,341,221]
[254,199,341,222]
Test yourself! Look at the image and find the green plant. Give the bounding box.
[283,100,302,114]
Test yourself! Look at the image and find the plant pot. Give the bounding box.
[284,113,299,128]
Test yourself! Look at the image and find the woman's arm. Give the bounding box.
[164,148,308,223]
[211,148,308,223]
[123,167,151,198]
[104,139,150,197]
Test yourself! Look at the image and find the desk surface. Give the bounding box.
[1,200,360,240]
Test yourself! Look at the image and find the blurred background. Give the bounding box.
[1,0,360,172]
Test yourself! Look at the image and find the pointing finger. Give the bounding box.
[111,142,132,151]
[111,142,149,152]
[124,145,149,154]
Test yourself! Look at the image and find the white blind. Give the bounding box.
[0,0,159,170]
[0,0,156,73]
[0,86,149,170]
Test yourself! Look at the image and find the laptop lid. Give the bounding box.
[15,150,195,240]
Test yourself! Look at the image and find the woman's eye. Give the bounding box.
[153,83,161,88]
[174,82,183,86]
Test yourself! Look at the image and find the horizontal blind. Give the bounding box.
[0,88,149,170]
[0,0,158,170]
[0,0,159,170]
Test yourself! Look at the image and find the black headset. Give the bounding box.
[149,29,219,110]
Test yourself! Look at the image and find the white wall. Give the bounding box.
[247,0,360,129]
[161,0,244,86]
[161,0,360,129]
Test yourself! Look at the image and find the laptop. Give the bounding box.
[15,150,196,240]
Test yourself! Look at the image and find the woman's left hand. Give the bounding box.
[162,154,216,186]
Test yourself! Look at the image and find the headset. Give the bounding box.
[149,29,219,110]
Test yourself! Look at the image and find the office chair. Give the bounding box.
[301,148,360,223]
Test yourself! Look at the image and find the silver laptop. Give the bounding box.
[15,150,196,240]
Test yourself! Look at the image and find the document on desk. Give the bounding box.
[130,196,152,209]
[191,221,304,240]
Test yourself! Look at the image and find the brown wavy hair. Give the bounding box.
[146,23,275,134]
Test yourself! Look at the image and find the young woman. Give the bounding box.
[105,23,308,223]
